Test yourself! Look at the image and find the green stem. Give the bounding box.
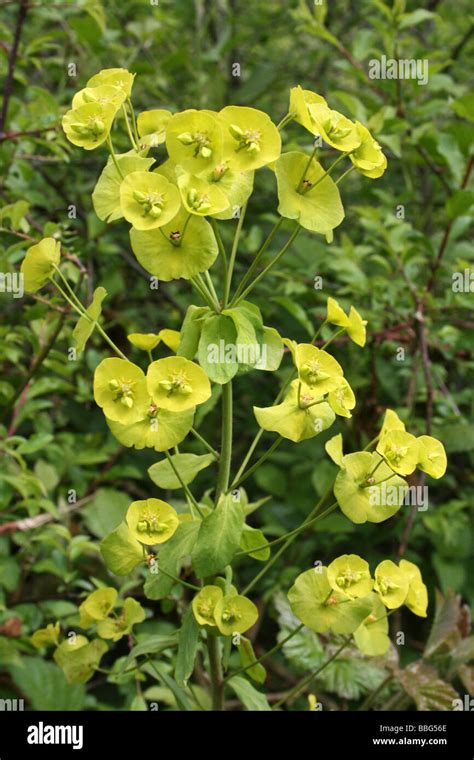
[190,427,220,460]
[164,450,204,518]
[196,272,220,311]
[53,267,127,359]
[231,428,264,486]
[224,201,247,306]
[296,144,318,191]
[127,97,140,146]
[207,635,224,711]
[49,276,127,360]
[190,276,218,312]
[122,103,138,150]
[336,166,355,184]
[230,217,283,305]
[106,135,124,179]
[229,435,282,491]
[242,500,338,593]
[210,218,228,304]
[234,224,301,305]
[215,381,233,504]
[276,112,295,130]
[153,562,200,591]
[223,623,304,683]
[204,270,220,307]
[237,501,338,560]
[303,152,348,195]
[321,327,345,350]
[273,636,351,709]
[358,672,394,711]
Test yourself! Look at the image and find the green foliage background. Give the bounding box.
[0,0,473,711]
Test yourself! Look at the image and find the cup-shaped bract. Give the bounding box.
[120,171,181,230]
[62,101,116,150]
[166,109,224,173]
[275,151,344,235]
[374,560,409,609]
[399,559,428,617]
[72,84,126,112]
[288,567,373,634]
[349,122,387,179]
[79,587,118,628]
[334,451,408,524]
[254,379,335,443]
[192,585,223,627]
[147,356,211,412]
[87,67,135,97]
[130,206,219,281]
[214,594,259,636]
[379,408,406,438]
[137,109,171,147]
[346,305,367,347]
[295,344,343,395]
[93,358,149,425]
[289,85,328,134]
[126,498,179,546]
[196,163,254,220]
[97,597,145,642]
[328,378,356,418]
[376,430,419,476]
[31,622,61,649]
[219,105,281,171]
[107,404,195,452]
[353,593,390,656]
[20,237,60,293]
[327,554,373,599]
[307,103,361,152]
[177,171,229,217]
[326,296,350,328]
[416,435,447,479]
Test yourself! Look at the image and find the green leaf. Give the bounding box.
[240,525,270,561]
[82,487,130,538]
[10,658,85,710]
[120,633,178,673]
[72,286,107,355]
[238,636,267,684]
[446,190,474,220]
[100,521,143,575]
[144,521,200,599]
[198,313,239,384]
[398,9,434,28]
[148,661,192,711]
[192,493,245,578]
[92,156,155,222]
[175,606,200,687]
[177,305,210,359]
[228,675,271,710]
[451,94,474,122]
[148,453,214,489]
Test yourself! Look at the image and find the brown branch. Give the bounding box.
[0,124,58,144]
[0,496,93,535]
[425,155,474,294]
[0,0,28,135]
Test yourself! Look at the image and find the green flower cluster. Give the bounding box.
[31,586,145,683]
[289,554,428,656]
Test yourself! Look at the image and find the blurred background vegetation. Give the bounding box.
[0,0,473,710]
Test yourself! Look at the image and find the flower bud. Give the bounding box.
[177,132,195,145]
[228,123,244,140]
